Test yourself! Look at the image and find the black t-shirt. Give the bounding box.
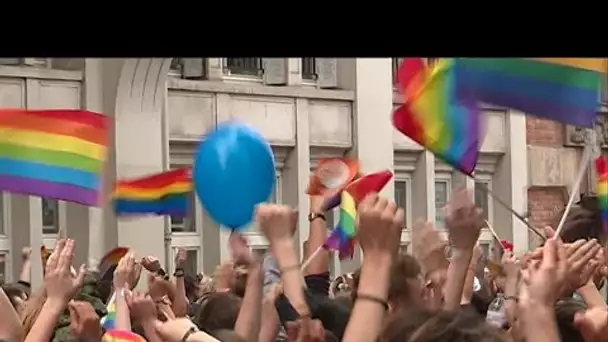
[275,272,350,340]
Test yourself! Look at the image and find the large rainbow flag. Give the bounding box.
[0,109,108,206]
[113,168,192,216]
[393,58,482,175]
[453,58,607,128]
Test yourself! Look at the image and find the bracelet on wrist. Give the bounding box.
[174,268,185,277]
[354,293,389,311]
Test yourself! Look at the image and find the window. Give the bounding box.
[245,172,281,232]
[474,181,491,222]
[0,253,5,283]
[170,192,197,233]
[479,242,491,259]
[435,180,450,228]
[169,58,182,76]
[225,58,263,77]
[268,174,282,204]
[392,58,403,84]
[251,247,268,259]
[173,248,198,275]
[42,198,59,234]
[302,58,317,81]
[394,180,410,228]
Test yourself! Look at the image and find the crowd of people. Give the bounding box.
[0,189,607,342]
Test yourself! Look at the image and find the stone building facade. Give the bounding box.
[0,57,556,289]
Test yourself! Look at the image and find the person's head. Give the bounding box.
[194,292,242,333]
[183,274,200,303]
[554,298,587,342]
[557,195,606,247]
[381,308,508,342]
[1,283,29,314]
[231,266,248,298]
[352,253,424,311]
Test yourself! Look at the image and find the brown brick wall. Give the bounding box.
[527,187,565,245]
[526,117,567,246]
[526,117,564,147]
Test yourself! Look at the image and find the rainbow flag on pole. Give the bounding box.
[393,58,482,175]
[113,168,192,216]
[453,58,607,127]
[0,109,108,206]
[324,191,357,259]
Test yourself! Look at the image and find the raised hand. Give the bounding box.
[564,239,603,293]
[114,252,136,290]
[286,318,326,342]
[502,251,521,280]
[21,247,32,261]
[519,238,567,307]
[574,307,608,342]
[126,291,158,323]
[412,219,449,275]
[175,249,188,269]
[445,189,484,251]
[141,255,162,273]
[213,262,236,292]
[68,301,103,341]
[45,239,86,306]
[356,193,404,257]
[229,232,254,266]
[257,204,298,243]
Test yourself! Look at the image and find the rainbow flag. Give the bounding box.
[102,329,146,342]
[595,156,608,234]
[324,191,357,259]
[113,168,192,216]
[393,59,482,175]
[98,247,129,281]
[0,109,108,206]
[453,58,607,128]
[322,170,393,211]
[100,295,116,331]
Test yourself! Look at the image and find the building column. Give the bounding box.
[412,152,436,222]
[284,98,310,260]
[339,58,395,273]
[84,59,172,277]
[494,110,529,253]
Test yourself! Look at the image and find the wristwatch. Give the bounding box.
[307,212,326,223]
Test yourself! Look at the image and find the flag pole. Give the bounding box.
[468,176,545,241]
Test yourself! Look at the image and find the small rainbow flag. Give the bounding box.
[98,247,129,282]
[453,58,606,128]
[0,109,109,206]
[113,168,192,216]
[393,59,482,175]
[322,170,394,211]
[102,329,146,342]
[595,156,608,234]
[324,191,357,259]
[100,295,116,331]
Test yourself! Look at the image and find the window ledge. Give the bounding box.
[0,65,83,81]
[168,78,355,101]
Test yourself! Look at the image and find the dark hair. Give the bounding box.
[1,283,27,309]
[554,298,586,342]
[183,274,199,303]
[381,308,507,342]
[194,292,242,333]
[556,194,605,245]
[352,253,422,306]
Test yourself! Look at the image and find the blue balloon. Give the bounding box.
[193,121,276,230]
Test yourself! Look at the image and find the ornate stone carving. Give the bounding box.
[564,110,608,147]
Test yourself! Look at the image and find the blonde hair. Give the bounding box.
[21,286,47,338]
